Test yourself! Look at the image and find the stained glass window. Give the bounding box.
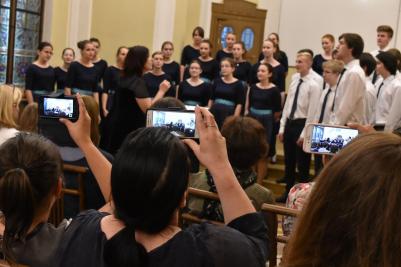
[220,26,233,49]
[241,28,255,51]
[0,0,42,85]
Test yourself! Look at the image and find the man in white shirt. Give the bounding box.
[375,52,400,129]
[277,52,321,202]
[370,25,393,84]
[385,86,401,132]
[359,53,378,125]
[332,33,366,126]
[293,49,325,90]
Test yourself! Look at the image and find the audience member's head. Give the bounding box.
[337,33,364,59]
[376,51,398,76]
[283,132,401,267]
[0,133,62,262]
[0,84,22,129]
[221,116,268,170]
[18,103,38,133]
[376,25,393,50]
[359,52,377,76]
[104,127,189,266]
[150,97,186,110]
[82,96,100,146]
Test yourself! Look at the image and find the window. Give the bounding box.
[241,28,254,51]
[220,26,233,49]
[0,0,43,85]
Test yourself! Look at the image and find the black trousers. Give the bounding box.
[283,118,311,192]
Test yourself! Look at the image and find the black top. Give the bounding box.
[312,54,327,76]
[234,61,252,83]
[178,80,212,107]
[259,50,289,73]
[143,72,175,98]
[54,67,68,90]
[103,66,121,94]
[107,75,149,154]
[55,210,268,267]
[162,61,180,86]
[25,64,55,92]
[65,62,99,92]
[249,62,286,92]
[211,78,246,106]
[184,59,219,82]
[249,84,281,111]
[180,45,200,66]
[93,59,108,83]
[215,49,233,63]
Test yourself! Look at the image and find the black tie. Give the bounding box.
[376,82,384,98]
[289,79,303,119]
[318,88,332,123]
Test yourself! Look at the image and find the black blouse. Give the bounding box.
[93,59,108,83]
[162,61,180,86]
[178,80,212,107]
[184,59,219,82]
[215,50,233,63]
[249,62,286,92]
[180,45,200,66]
[103,66,121,94]
[25,64,55,92]
[54,67,67,90]
[234,61,252,83]
[312,54,328,76]
[249,84,281,111]
[211,78,246,106]
[65,62,99,92]
[143,72,175,98]
[259,50,289,73]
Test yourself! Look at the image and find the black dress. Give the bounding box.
[234,61,252,83]
[25,64,55,97]
[143,72,175,98]
[259,50,289,73]
[93,59,108,84]
[312,54,327,76]
[54,210,268,267]
[103,66,121,110]
[215,49,233,63]
[54,67,68,90]
[184,59,219,83]
[249,62,286,92]
[248,85,281,156]
[162,61,180,86]
[106,75,149,154]
[180,45,200,67]
[210,78,246,128]
[65,62,99,95]
[178,80,211,107]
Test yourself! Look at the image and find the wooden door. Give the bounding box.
[210,0,266,64]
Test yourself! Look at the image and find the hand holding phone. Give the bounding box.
[303,123,359,155]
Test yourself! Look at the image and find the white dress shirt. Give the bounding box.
[333,59,367,125]
[364,80,377,125]
[280,71,321,136]
[385,85,401,131]
[375,75,401,124]
[370,44,391,58]
[292,70,324,90]
[312,85,336,125]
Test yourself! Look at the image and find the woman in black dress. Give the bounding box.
[178,60,211,107]
[312,34,335,76]
[65,40,100,104]
[161,41,180,86]
[232,42,252,84]
[245,63,281,183]
[102,46,128,117]
[25,42,55,103]
[209,58,245,128]
[180,26,204,81]
[106,46,170,154]
[258,33,289,75]
[143,51,174,98]
[215,32,236,63]
[54,48,75,92]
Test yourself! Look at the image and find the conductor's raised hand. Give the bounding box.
[59,94,92,148]
[183,106,230,173]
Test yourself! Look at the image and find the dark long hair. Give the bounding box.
[282,132,401,267]
[123,46,149,77]
[103,127,190,266]
[0,133,62,263]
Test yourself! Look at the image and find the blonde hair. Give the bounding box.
[322,59,344,74]
[0,84,22,128]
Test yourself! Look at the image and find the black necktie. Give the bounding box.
[289,79,303,119]
[331,68,346,112]
[376,82,384,98]
[318,88,332,123]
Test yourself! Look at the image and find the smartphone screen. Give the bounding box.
[39,96,78,120]
[309,125,359,154]
[147,109,198,138]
